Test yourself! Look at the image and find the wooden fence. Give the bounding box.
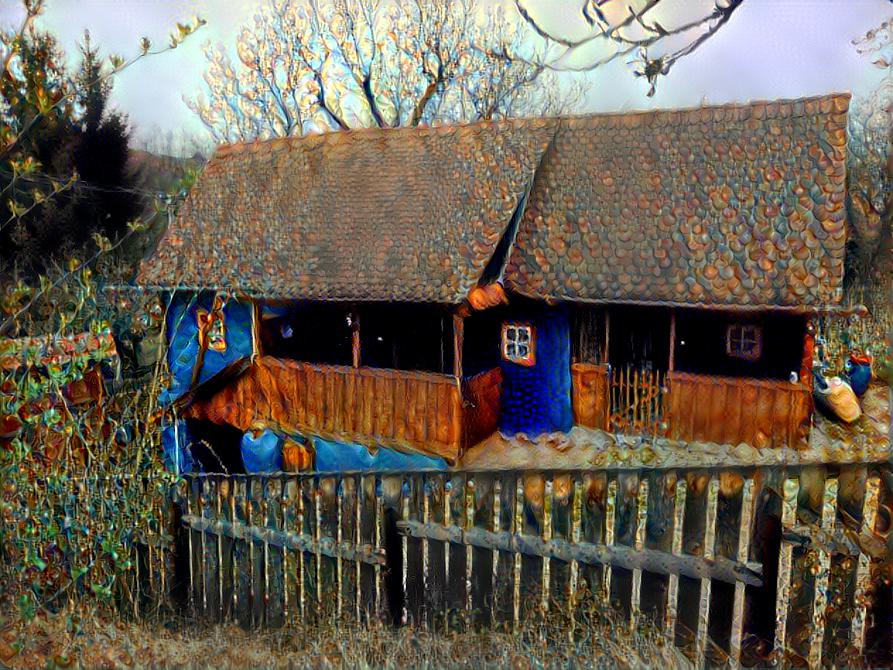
[175,462,891,668]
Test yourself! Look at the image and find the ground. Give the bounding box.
[460,382,890,470]
[0,605,691,670]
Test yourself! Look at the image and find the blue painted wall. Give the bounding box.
[498,305,573,437]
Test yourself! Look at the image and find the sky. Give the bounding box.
[1,0,890,150]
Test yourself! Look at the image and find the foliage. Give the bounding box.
[0,0,205,275]
[0,0,204,624]
[189,0,578,142]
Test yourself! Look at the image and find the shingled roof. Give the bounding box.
[138,119,554,303]
[504,94,850,308]
[140,94,849,309]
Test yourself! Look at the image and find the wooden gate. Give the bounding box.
[177,462,890,668]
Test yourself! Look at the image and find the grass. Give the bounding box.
[0,599,693,670]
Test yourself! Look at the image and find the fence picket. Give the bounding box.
[447,473,468,629]
[358,474,377,622]
[319,476,339,620]
[265,478,285,627]
[774,476,799,664]
[641,471,677,626]
[341,476,358,621]
[580,472,608,604]
[520,473,545,624]
[851,474,881,656]
[301,477,319,624]
[406,475,425,626]
[549,474,573,627]
[728,477,754,668]
[610,472,639,619]
[675,470,709,656]
[495,475,517,631]
[472,473,495,627]
[426,474,447,630]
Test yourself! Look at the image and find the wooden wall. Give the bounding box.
[666,372,812,449]
[571,363,610,430]
[185,356,466,462]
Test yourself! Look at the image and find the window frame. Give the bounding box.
[725,323,762,362]
[501,322,536,367]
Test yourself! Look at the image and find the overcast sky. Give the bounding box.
[1,0,890,148]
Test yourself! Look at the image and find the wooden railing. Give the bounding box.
[185,356,468,461]
[666,372,812,449]
[572,365,813,450]
[178,463,890,668]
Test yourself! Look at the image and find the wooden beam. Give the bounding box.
[395,520,762,587]
[181,514,386,566]
[603,310,611,367]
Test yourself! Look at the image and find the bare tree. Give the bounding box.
[849,17,893,275]
[513,0,744,96]
[188,0,582,143]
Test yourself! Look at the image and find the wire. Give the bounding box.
[0,167,188,199]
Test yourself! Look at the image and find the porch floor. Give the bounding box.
[459,381,890,471]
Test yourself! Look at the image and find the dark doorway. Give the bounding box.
[607,306,671,372]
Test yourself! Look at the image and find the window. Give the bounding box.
[501,323,535,366]
[726,324,762,361]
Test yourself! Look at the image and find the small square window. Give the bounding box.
[502,323,535,366]
[726,324,762,361]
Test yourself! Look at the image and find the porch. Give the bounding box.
[184,356,502,463]
[571,363,813,449]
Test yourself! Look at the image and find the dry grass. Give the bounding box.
[0,602,692,670]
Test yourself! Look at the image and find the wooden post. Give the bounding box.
[603,310,611,367]
[453,313,464,381]
[800,319,815,390]
[352,308,361,368]
[668,310,676,372]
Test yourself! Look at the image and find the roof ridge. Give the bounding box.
[211,92,850,160]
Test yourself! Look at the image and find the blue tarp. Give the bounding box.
[160,293,254,406]
[314,437,447,472]
[240,428,283,473]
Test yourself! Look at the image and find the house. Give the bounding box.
[138,93,854,469]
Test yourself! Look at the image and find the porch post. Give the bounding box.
[800,319,815,390]
[603,310,610,367]
[668,310,676,372]
[453,313,464,380]
[351,307,361,368]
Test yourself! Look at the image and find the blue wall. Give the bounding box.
[161,292,254,405]
[498,305,572,437]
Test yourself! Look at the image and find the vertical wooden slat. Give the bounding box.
[301,477,319,624]
[630,477,649,626]
[406,474,425,626]
[693,477,719,669]
[665,475,687,641]
[358,474,377,623]
[707,472,747,667]
[381,475,405,627]
[218,478,234,623]
[495,473,517,630]
[203,478,221,621]
[318,476,339,620]
[549,474,573,623]
[774,476,799,664]
[426,474,446,630]
[519,473,545,624]
[822,465,867,661]
[233,478,252,628]
[604,477,617,600]
[472,473,496,628]
[675,470,709,656]
[851,474,881,656]
[729,477,755,668]
[807,474,837,669]
[447,473,468,629]
[282,478,300,628]
[785,466,826,664]
[265,478,285,628]
[640,471,676,627]
[610,472,639,619]
[580,472,608,603]
[340,476,358,622]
